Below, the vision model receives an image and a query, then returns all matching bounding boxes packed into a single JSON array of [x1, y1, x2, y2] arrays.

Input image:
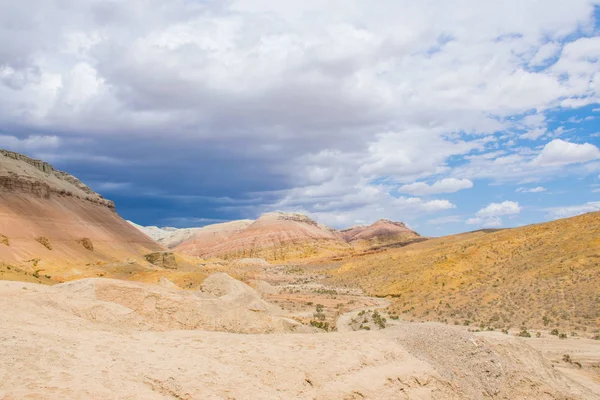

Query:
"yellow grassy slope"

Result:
[[329, 212, 600, 332]]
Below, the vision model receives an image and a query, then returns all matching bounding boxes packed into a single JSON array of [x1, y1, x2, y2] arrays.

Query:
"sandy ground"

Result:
[[1, 278, 599, 399]]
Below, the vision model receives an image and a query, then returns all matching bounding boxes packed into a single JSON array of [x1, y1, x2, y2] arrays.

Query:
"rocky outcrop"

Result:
[[0, 148, 164, 271], [144, 252, 178, 269], [0, 149, 114, 209]]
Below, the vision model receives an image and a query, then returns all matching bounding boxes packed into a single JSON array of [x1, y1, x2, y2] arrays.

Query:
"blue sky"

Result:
[[1, 0, 599, 236]]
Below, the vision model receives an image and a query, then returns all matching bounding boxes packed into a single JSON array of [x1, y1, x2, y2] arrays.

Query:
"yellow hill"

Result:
[[329, 211, 600, 332]]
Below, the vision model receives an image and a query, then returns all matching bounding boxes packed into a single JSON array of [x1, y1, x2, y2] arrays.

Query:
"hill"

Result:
[[0, 149, 165, 280], [328, 211, 600, 332], [339, 219, 422, 247], [175, 212, 349, 261]]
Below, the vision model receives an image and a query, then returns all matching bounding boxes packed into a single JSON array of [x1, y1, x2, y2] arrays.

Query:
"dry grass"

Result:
[[328, 212, 600, 332]]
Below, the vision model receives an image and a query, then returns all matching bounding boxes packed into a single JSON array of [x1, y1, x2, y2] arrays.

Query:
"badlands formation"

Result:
[[1, 149, 599, 399]]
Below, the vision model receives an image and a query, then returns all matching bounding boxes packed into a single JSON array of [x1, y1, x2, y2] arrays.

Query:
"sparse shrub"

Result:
[[562, 354, 572, 363], [592, 334, 600, 340], [313, 312, 326, 321], [550, 329, 559, 336], [372, 311, 386, 329], [306, 302, 313, 306], [390, 315, 399, 320], [559, 333, 567, 339], [464, 320, 471, 326], [518, 330, 531, 338], [310, 320, 329, 331], [359, 324, 371, 331], [35, 236, 52, 250], [536, 332, 541, 338], [77, 238, 94, 251], [542, 316, 551, 326], [502, 328, 509, 334], [315, 304, 324, 313], [0, 234, 9, 246]]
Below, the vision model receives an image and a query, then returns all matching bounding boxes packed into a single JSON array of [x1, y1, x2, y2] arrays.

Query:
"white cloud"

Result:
[[427, 215, 463, 225], [0, 0, 599, 233], [516, 186, 547, 193], [0, 135, 61, 152], [529, 42, 561, 67], [466, 216, 503, 228], [399, 178, 474, 196], [545, 201, 600, 219], [531, 139, 600, 166], [476, 201, 521, 217]]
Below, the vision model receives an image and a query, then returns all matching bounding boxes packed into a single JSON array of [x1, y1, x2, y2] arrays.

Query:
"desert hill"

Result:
[[0, 149, 165, 277], [130, 215, 424, 261], [174, 212, 350, 261], [328, 211, 600, 332], [339, 219, 422, 247], [161, 219, 254, 251], [127, 221, 210, 248]]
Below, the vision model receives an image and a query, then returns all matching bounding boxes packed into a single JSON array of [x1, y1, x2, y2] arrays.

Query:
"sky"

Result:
[[1, 0, 600, 236]]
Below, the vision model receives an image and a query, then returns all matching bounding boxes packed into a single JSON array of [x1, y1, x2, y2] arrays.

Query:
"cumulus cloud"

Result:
[[0, 0, 599, 231], [476, 201, 521, 217], [532, 139, 600, 166], [466, 216, 503, 228], [399, 178, 473, 196]]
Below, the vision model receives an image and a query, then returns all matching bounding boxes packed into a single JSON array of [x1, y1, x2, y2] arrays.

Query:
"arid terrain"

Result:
[[1, 149, 599, 399]]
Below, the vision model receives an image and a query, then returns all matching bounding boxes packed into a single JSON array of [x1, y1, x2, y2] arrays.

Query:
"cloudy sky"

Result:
[[1, 0, 600, 235]]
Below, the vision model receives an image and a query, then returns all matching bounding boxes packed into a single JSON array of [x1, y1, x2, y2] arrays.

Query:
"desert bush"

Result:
[[35, 237, 52, 250], [310, 320, 329, 331], [559, 333, 567, 339], [315, 304, 324, 313], [0, 234, 9, 246], [518, 330, 531, 338], [313, 312, 326, 321], [550, 329, 559, 336], [77, 238, 94, 251], [372, 311, 387, 329]]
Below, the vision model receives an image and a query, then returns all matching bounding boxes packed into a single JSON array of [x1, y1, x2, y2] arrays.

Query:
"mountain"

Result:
[[170, 219, 254, 254], [129, 215, 424, 261], [174, 212, 349, 261], [339, 219, 422, 247], [0, 149, 164, 276], [329, 211, 600, 331], [126, 221, 209, 248]]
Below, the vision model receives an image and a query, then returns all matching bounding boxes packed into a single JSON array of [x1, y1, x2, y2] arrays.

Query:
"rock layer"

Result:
[[175, 212, 349, 261], [0, 149, 164, 271]]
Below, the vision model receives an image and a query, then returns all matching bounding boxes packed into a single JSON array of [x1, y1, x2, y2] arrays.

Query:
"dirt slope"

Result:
[[329, 211, 600, 332], [0, 279, 596, 399], [176, 212, 349, 261], [0, 149, 164, 274]]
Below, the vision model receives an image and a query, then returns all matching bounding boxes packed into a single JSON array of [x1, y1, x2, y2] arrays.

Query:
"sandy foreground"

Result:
[[0, 279, 598, 400]]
